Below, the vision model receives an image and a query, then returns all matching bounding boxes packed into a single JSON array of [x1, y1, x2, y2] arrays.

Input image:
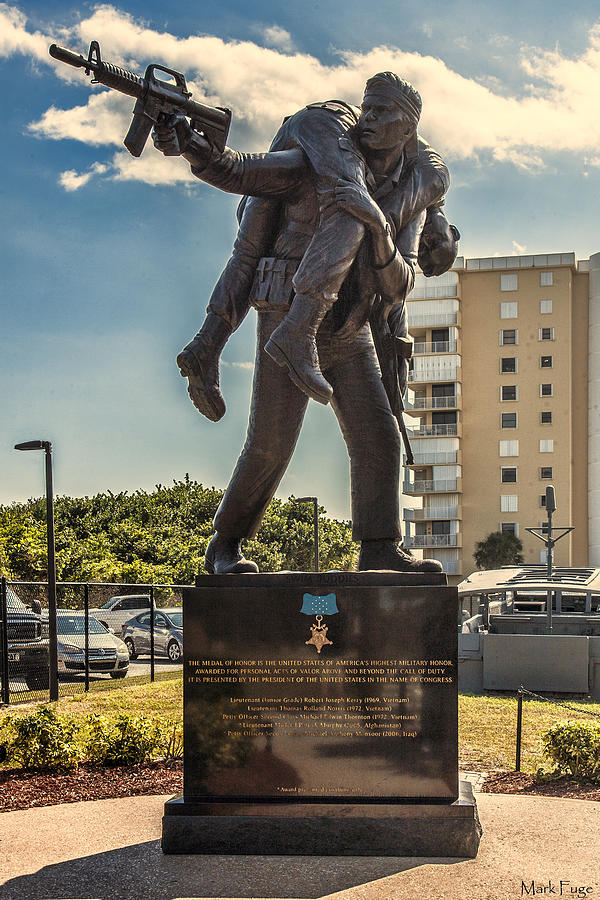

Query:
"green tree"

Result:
[[473, 531, 524, 570], [0, 478, 357, 584]]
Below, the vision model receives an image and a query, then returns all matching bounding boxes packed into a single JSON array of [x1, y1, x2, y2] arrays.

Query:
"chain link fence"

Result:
[[0, 578, 185, 705]]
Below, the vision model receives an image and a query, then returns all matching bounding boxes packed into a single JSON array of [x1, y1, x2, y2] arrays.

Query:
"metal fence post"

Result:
[[150, 585, 155, 683], [515, 686, 524, 772], [84, 583, 90, 692], [0, 577, 10, 705]]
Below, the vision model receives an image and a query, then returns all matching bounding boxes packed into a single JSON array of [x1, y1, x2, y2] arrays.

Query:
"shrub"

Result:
[[4, 707, 82, 771], [541, 721, 600, 782], [85, 714, 165, 766], [162, 722, 183, 761]]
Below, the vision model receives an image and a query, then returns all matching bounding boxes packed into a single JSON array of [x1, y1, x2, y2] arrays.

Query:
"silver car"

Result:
[[57, 612, 130, 679], [88, 594, 151, 635], [121, 608, 183, 662]]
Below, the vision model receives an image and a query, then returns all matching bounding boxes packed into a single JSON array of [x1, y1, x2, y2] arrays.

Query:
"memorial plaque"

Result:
[[182, 572, 458, 803]]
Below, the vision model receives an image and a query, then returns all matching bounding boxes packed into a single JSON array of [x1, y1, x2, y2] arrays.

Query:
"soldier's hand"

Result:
[[152, 113, 197, 157]]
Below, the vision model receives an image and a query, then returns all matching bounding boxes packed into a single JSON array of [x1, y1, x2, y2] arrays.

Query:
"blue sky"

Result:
[[2, 0, 600, 520]]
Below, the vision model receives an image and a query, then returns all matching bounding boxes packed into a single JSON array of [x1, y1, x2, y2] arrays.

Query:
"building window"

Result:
[[540, 271, 553, 286], [432, 410, 457, 425], [500, 495, 518, 512], [539, 327, 554, 341], [540, 299, 553, 314], [541, 411, 552, 424], [540, 494, 548, 507], [540, 439, 554, 452], [501, 357, 517, 373], [500, 273, 518, 291], [540, 549, 548, 564], [500, 329, 518, 345], [501, 412, 517, 428], [501, 467, 517, 483], [501, 385, 517, 401], [501, 522, 519, 536], [540, 466, 553, 478], [540, 383, 553, 396], [500, 301, 518, 318], [499, 440, 519, 457], [540, 355, 553, 368]]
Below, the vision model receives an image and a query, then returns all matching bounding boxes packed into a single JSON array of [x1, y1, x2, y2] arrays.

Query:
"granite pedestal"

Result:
[[162, 571, 482, 857]]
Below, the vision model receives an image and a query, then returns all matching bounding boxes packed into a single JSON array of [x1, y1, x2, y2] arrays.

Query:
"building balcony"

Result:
[[405, 451, 459, 466], [405, 394, 459, 411], [404, 534, 461, 548], [406, 424, 459, 438], [413, 340, 458, 355], [403, 478, 461, 494], [407, 312, 458, 329], [403, 507, 461, 521], [408, 367, 460, 384]]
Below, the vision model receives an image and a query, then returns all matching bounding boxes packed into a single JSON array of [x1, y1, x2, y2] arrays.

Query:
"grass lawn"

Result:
[[5, 678, 600, 773]]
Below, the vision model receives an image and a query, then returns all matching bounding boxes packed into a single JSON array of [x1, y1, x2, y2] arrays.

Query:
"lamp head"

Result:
[[15, 440, 46, 451]]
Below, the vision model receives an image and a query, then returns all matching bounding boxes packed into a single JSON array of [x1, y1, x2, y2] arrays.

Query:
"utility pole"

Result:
[[526, 485, 574, 634]]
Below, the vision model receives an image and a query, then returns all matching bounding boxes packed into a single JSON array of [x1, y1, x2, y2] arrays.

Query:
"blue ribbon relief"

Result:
[[300, 593, 339, 616]]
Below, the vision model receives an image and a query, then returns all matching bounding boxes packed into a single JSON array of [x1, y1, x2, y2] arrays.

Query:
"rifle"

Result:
[[369, 310, 414, 466], [49, 40, 231, 158]]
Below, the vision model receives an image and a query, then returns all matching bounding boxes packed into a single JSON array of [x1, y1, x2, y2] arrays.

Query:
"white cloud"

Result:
[[4, 4, 600, 188], [263, 25, 294, 53], [225, 361, 254, 370], [512, 240, 527, 254], [59, 161, 108, 190]]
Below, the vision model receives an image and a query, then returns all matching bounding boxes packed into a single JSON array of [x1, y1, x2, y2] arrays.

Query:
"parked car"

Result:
[[56, 612, 129, 679], [121, 608, 183, 662], [88, 594, 151, 634], [3, 586, 49, 691]]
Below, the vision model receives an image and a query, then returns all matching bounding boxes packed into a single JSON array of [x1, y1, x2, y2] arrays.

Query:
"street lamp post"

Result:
[[297, 496, 319, 572], [14, 440, 58, 700]]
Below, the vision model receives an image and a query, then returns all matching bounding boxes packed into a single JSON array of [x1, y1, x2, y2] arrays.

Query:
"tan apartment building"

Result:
[[403, 250, 600, 584]]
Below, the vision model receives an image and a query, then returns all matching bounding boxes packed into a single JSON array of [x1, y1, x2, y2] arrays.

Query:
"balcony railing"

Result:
[[406, 424, 458, 438], [404, 534, 460, 548], [403, 479, 459, 493], [408, 368, 459, 384], [405, 395, 458, 410], [407, 313, 458, 328], [413, 340, 458, 355], [403, 507, 460, 521], [405, 451, 458, 465]]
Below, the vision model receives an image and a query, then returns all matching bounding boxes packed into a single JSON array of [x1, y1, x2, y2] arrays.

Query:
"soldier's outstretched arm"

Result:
[[153, 113, 309, 199]]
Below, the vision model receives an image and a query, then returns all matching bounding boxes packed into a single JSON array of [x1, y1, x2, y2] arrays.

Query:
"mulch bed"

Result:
[[2, 764, 599, 813], [0, 760, 183, 812], [481, 771, 600, 801]]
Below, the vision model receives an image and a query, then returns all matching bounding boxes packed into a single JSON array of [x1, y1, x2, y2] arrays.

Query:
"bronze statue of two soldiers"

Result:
[[152, 72, 458, 575], [49, 44, 459, 576]]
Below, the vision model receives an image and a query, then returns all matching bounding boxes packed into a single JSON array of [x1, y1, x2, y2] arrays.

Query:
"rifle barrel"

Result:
[[49, 44, 88, 68]]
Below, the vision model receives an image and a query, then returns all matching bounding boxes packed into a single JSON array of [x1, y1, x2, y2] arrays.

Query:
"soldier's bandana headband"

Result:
[[362, 82, 421, 127]]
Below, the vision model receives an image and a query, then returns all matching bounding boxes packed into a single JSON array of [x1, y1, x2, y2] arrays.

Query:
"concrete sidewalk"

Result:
[[0, 787, 598, 900]]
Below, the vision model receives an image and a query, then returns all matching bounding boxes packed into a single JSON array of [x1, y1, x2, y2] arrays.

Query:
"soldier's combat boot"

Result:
[[204, 533, 259, 575], [264, 293, 333, 405], [358, 540, 443, 574], [176, 313, 231, 421]]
